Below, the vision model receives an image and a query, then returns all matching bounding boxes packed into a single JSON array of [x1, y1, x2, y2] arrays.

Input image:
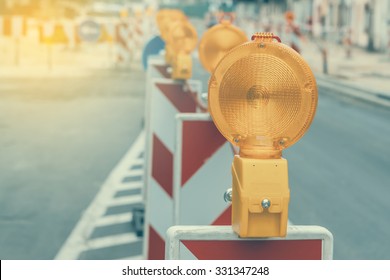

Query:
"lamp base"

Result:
[[232, 155, 290, 237], [172, 53, 192, 80]]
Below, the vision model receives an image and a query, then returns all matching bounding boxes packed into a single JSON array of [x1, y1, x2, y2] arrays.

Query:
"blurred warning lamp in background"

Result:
[[199, 16, 248, 73], [167, 20, 198, 80], [209, 33, 318, 238], [156, 9, 186, 42], [156, 9, 187, 65]]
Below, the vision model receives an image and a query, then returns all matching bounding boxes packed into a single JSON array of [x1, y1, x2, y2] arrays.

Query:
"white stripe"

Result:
[[55, 131, 145, 260], [131, 157, 144, 166], [148, 178, 174, 238], [151, 80, 179, 153], [95, 213, 133, 227], [123, 169, 143, 178], [0, 16, 3, 37], [116, 255, 144, 260], [12, 16, 23, 38], [114, 181, 143, 191], [180, 142, 233, 225], [107, 195, 143, 207], [87, 233, 140, 250], [150, 79, 202, 153]]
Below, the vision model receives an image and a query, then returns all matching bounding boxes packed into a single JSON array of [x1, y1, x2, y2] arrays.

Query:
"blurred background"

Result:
[[0, 0, 389, 260]]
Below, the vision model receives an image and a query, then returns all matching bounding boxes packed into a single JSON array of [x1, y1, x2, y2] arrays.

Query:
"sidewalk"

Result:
[[300, 39, 390, 107]]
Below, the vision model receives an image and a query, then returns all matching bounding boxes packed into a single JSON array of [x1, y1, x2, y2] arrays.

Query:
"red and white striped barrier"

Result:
[[115, 20, 133, 65], [173, 113, 233, 226], [146, 56, 171, 79], [61, 19, 76, 48], [130, 16, 145, 50], [115, 15, 152, 65], [166, 225, 333, 260], [0, 16, 26, 38], [143, 78, 202, 260], [142, 55, 168, 205]]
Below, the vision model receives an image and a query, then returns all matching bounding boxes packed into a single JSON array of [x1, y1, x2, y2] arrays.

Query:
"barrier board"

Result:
[[166, 225, 333, 260]]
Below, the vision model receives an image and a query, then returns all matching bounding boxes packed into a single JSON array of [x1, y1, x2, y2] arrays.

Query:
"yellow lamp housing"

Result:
[[156, 9, 187, 65], [167, 20, 198, 80], [171, 53, 192, 80], [165, 44, 175, 65], [156, 9, 186, 42], [208, 33, 318, 238], [199, 20, 248, 73]]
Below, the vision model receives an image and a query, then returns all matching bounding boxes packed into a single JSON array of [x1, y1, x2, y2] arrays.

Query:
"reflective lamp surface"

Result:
[[168, 21, 198, 54], [209, 38, 317, 158], [156, 9, 186, 42], [199, 21, 248, 73]]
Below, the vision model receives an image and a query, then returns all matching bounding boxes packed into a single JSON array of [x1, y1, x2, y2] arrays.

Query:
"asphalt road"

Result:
[[285, 90, 390, 260], [0, 68, 145, 259]]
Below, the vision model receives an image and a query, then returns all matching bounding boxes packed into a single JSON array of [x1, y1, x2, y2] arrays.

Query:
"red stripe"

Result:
[[148, 225, 165, 260], [181, 121, 227, 186], [212, 206, 231, 225], [153, 65, 170, 79], [156, 83, 197, 113], [182, 239, 322, 260], [4, 17, 11, 36], [115, 24, 131, 51], [152, 134, 173, 198]]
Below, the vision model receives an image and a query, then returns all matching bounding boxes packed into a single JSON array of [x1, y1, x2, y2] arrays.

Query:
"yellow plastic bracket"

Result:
[[165, 44, 174, 65], [232, 155, 290, 237], [172, 53, 192, 80]]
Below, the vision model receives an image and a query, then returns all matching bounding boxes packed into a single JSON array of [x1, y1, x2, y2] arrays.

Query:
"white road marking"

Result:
[[114, 181, 143, 192], [131, 158, 144, 166], [87, 233, 140, 250], [123, 169, 144, 178], [116, 255, 144, 260], [107, 195, 143, 207], [95, 213, 133, 227], [55, 130, 145, 260]]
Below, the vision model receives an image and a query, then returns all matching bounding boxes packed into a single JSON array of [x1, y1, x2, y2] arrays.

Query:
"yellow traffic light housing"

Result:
[[199, 19, 247, 73], [167, 20, 198, 80], [156, 9, 186, 42], [156, 9, 187, 65], [208, 33, 318, 237]]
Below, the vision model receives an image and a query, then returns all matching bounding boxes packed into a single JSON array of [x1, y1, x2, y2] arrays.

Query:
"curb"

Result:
[[315, 74, 390, 108]]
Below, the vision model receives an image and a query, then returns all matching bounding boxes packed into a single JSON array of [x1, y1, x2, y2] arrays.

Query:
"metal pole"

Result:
[[47, 43, 52, 71], [14, 37, 19, 66]]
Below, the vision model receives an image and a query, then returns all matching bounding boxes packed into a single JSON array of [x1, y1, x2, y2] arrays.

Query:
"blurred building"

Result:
[[291, 0, 390, 52]]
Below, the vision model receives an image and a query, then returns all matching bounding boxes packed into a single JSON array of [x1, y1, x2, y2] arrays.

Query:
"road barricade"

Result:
[[165, 225, 333, 260], [115, 20, 132, 65], [0, 16, 26, 38], [173, 113, 233, 226], [143, 76, 202, 260]]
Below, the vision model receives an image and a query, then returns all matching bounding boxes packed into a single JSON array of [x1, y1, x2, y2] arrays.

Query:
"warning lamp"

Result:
[[199, 16, 247, 73], [167, 20, 198, 80], [208, 33, 318, 238], [156, 9, 186, 41], [156, 9, 187, 65]]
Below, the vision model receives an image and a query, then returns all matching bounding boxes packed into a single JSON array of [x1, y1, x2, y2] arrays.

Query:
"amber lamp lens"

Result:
[[199, 22, 247, 73], [156, 9, 186, 42], [208, 38, 317, 158], [168, 21, 198, 53]]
